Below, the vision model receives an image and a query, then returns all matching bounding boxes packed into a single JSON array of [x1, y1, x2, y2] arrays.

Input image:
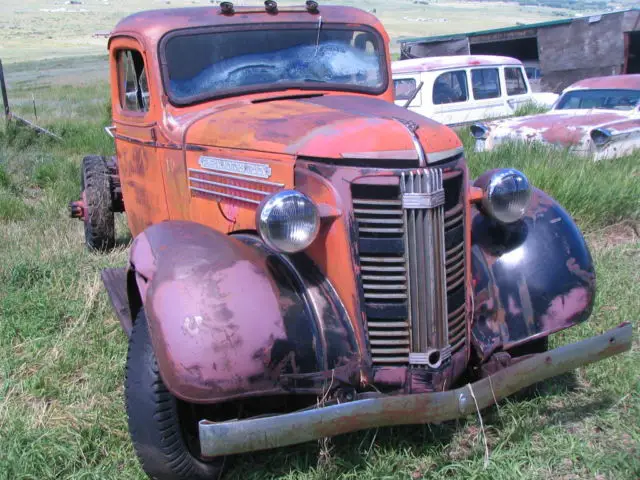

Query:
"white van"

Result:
[[392, 55, 557, 126]]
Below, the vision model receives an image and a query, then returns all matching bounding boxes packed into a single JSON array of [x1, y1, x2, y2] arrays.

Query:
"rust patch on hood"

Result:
[[185, 95, 460, 159]]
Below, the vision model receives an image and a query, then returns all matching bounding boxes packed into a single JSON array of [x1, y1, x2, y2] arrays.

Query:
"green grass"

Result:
[[460, 130, 640, 231], [0, 72, 638, 479], [513, 102, 550, 117]]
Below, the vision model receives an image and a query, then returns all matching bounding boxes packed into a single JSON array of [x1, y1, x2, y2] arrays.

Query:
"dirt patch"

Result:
[[586, 221, 640, 251]]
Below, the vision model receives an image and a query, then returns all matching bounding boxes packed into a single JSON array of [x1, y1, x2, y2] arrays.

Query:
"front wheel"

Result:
[[125, 311, 224, 480]]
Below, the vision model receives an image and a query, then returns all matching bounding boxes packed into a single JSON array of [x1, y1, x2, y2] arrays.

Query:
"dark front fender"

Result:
[[471, 188, 595, 361], [129, 221, 360, 404]]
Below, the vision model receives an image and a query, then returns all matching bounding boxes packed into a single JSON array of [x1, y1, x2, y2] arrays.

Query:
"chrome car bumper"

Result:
[[199, 323, 632, 457]]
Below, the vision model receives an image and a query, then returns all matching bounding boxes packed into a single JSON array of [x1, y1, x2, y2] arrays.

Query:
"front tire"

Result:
[[125, 311, 224, 480]]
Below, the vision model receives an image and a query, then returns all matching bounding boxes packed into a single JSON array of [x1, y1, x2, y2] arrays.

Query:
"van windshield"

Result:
[[163, 25, 387, 104]]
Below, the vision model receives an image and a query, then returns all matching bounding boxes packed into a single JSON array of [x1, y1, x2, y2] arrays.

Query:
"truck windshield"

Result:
[[163, 25, 386, 104], [555, 89, 640, 111]]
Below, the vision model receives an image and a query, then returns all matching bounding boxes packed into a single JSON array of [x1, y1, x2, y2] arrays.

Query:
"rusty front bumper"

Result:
[[199, 323, 632, 457]]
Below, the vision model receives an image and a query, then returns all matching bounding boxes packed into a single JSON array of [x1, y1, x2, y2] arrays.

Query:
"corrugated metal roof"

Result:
[[401, 7, 639, 45]]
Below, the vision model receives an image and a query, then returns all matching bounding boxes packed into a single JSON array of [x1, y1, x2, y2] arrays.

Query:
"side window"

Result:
[[394, 78, 417, 101], [505, 67, 528, 96], [471, 68, 501, 100], [118, 50, 150, 112], [433, 70, 468, 105]]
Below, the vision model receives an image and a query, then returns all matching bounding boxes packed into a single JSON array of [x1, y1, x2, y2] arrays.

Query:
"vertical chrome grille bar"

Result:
[[434, 171, 449, 348], [402, 169, 449, 368]]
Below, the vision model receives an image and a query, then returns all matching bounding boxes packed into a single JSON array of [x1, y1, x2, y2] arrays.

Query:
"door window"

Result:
[[471, 68, 501, 100], [118, 50, 150, 112], [505, 67, 528, 96], [394, 78, 417, 101], [433, 70, 468, 105]]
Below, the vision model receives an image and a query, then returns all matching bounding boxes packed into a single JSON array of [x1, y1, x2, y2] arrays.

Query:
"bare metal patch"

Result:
[[183, 315, 204, 336]]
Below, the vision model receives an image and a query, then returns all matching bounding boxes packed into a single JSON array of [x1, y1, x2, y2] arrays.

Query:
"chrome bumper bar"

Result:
[[199, 323, 633, 457]]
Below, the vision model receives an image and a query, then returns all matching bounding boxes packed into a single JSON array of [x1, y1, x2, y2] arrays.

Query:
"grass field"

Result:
[[0, 61, 639, 479], [0, 0, 579, 63]]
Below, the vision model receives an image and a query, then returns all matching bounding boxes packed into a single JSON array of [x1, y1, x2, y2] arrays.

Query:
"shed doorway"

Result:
[[626, 32, 640, 74]]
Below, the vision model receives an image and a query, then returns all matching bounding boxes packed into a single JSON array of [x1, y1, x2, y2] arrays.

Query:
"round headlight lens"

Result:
[[470, 123, 489, 140], [477, 169, 532, 224], [257, 190, 320, 253], [591, 127, 612, 147]]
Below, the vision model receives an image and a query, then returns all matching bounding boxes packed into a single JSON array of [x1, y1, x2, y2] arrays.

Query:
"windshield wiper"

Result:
[[252, 93, 325, 104]]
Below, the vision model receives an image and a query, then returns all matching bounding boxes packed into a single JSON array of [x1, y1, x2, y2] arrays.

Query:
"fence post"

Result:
[[0, 59, 9, 120]]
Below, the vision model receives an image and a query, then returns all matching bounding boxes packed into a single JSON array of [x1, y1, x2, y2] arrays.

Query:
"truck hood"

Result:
[[487, 110, 632, 148], [184, 94, 461, 160]]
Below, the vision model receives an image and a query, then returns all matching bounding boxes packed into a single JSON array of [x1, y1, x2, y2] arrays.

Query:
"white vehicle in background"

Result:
[[470, 74, 640, 161], [392, 55, 558, 126]]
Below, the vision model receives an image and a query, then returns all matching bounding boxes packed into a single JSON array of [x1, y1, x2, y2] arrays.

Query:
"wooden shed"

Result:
[[400, 8, 640, 92]]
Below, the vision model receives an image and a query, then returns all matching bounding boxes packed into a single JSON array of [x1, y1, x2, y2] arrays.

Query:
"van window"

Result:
[[505, 67, 528, 96], [433, 71, 468, 105], [118, 50, 149, 112], [394, 78, 417, 101], [471, 68, 501, 100]]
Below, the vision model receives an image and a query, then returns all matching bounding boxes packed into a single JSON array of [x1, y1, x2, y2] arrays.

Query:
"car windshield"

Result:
[[163, 26, 386, 104], [555, 89, 640, 111]]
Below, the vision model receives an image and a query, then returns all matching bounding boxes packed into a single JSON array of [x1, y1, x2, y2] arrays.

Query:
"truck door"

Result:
[[109, 39, 169, 237]]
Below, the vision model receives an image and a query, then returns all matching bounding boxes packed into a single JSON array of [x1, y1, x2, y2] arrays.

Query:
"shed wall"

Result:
[[538, 12, 626, 91]]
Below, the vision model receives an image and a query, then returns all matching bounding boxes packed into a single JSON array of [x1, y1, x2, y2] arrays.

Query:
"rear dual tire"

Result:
[[81, 155, 115, 251]]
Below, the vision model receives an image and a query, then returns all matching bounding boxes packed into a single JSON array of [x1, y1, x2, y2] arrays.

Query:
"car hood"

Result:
[[486, 109, 632, 148], [184, 94, 461, 160]]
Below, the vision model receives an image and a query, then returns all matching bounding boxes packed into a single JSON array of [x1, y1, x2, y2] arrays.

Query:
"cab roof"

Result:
[[566, 74, 640, 91], [392, 55, 523, 74], [110, 5, 386, 47]]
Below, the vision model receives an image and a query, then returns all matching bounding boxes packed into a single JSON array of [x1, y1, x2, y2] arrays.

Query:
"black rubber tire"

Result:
[[125, 311, 224, 480], [81, 155, 115, 251]]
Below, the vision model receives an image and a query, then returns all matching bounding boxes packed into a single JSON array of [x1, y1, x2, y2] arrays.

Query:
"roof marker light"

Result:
[[264, 1, 278, 13], [220, 2, 234, 15]]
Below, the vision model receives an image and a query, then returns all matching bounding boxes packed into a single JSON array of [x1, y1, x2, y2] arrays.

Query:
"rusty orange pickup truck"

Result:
[[69, 3, 632, 479]]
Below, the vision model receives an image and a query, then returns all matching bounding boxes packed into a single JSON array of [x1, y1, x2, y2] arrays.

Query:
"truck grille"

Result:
[[352, 169, 466, 367]]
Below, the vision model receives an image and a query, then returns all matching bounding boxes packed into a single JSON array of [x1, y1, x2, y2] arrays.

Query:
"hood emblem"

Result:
[[394, 118, 420, 133], [198, 156, 272, 179]]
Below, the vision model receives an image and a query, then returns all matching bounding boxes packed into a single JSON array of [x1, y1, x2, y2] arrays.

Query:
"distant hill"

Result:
[[0, 0, 628, 63], [467, 0, 635, 12]]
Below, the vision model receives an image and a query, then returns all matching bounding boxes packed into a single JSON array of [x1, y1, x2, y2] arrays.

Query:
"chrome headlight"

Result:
[[257, 190, 320, 253], [470, 123, 489, 140], [591, 128, 612, 147], [475, 169, 532, 224]]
